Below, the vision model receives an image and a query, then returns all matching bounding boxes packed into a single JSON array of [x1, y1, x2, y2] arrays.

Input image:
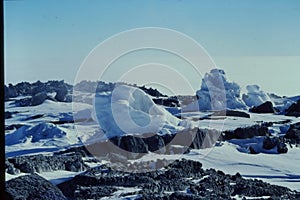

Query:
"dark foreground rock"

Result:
[[6, 174, 67, 200], [249, 101, 276, 113], [6, 152, 88, 174], [213, 109, 250, 118], [57, 159, 299, 200]]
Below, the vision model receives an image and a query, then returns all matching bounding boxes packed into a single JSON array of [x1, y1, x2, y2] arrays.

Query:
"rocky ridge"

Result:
[[6, 159, 299, 200]]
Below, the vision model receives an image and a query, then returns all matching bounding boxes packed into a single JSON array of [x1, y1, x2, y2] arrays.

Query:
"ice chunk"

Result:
[[94, 84, 181, 138]]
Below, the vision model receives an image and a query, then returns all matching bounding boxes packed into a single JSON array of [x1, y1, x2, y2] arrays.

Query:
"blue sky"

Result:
[[4, 0, 300, 96]]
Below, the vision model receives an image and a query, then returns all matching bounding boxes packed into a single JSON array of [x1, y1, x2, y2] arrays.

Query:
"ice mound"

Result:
[[94, 84, 181, 138], [242, 85, 272, 107], [5, 123, 67, 145], [184, 69, 246, 111]]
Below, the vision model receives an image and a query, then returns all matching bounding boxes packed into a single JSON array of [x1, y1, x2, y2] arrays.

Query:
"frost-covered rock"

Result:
[[5, 123, 67, 145], [242, 85, 271, 107], [94, 84, 181, 138], [185, 69, 246, 111]]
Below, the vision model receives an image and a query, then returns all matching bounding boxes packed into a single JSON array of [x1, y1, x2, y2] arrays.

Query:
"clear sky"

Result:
[[4, 0, 300, 96]]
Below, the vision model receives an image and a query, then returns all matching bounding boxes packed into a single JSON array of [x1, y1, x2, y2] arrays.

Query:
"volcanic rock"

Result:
[[286, 100, 300, 117], [249, 101, 276, 113], [284, 122, 300, 144], [5, 174, 67, 200], [222, 125, 268, 140]]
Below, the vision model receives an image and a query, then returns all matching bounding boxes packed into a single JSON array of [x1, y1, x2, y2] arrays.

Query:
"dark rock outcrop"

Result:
[[249, 101, 276, 113], [153, 96, 180, 107], [31, 81, 46, 95], [5, 111, 13, 119], [4, 85, 10, 100], [222, 125, 269, 140], [5, 159, 20, 175], [5, 80, 73, 104], [7, 153, 88, 174], [263, 136, 277, 150], [284, 122, 300, 144], [14, 92, 47, 106], [285, 99, 300, 117], [277, 142, 288, 154], [212, 109, 250, 118], [57, 159, 299, 199], [249, 146, 259, 154], [139, 85, 167, 97], [55, 84, 69, 102], [5, 124, 24, 131], [83, 128, 220, 160], [6, 174, 67, 200], [262, 136, 288, 153], [7, 83, 19, 98], [31, 91, 47, 106], [15, 97, 32, 107]]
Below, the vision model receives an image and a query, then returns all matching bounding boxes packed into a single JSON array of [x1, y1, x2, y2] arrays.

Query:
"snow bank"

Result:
[[94, 84, 181, 138], [5, 123, 67, 145]]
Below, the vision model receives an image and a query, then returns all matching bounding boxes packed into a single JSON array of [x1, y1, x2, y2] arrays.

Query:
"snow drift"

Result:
[[5, 123, 67, 146], [94, 84, 181, 138]]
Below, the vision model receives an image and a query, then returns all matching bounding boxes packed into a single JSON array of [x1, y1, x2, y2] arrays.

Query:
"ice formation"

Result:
[[94, 84, 181, 138]]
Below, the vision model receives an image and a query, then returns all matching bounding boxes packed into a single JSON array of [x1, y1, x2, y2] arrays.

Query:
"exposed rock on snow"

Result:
[[153, 96, 180, 107], [211, 109, 250, 118], [249, 101, 276, 113], [277, 142, 288, 153], [6, 174, 67, 200], [285, 99, 300, 117], [262, 136, 288, 154], [5, 159, 20, 175], [6, 153, 88, 174], [57, 159, 299, 200], [59, 128, 220, 161], [285, 122, 300, 144], [31, 91, 48, 106], [221, 125, 269, 140], [5, 80, 73, 105], [262, 136, 277, 150]]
